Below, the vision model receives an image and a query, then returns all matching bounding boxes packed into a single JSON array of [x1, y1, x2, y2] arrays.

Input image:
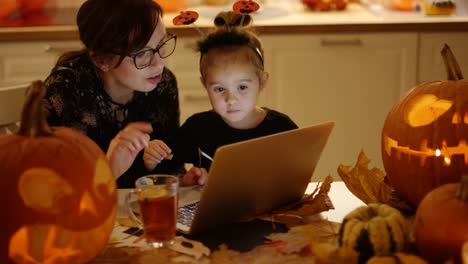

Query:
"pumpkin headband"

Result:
[[173, 1, 263, 66], [172, 0, 260, 29], [197, 26, 264, 68]]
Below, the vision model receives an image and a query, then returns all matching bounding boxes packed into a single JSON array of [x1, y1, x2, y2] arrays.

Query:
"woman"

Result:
[[43, 0, 183, 188]]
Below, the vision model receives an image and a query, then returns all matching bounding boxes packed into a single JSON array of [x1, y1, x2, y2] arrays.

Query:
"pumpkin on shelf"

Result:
[[0, 0, 17, 19], [414, 174, 468, 264], [16, 0, 48, 12], [366, 252, 427, 264], [0, 81, 117, 264], [338, 203, 409, 264], [381, 44, 468, 207]]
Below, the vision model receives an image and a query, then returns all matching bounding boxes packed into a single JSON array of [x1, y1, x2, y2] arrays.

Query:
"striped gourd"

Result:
[[338, 203, 408, 264], [367, 253, 427, 264]]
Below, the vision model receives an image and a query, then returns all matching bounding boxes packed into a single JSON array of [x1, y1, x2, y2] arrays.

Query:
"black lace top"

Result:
[[43, 53, 184, 188], [171, 109, 298, 170]]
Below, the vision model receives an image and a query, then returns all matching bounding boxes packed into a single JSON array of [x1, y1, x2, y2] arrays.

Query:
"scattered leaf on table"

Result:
[[136, 248, 180, 264], [252, 175, 335, 227], [337, 150, 414, 214], [266, 218, 341, 254], [116, 218, 136, 228], [311, 243, 358, 264], [209, 244, 314, 264]]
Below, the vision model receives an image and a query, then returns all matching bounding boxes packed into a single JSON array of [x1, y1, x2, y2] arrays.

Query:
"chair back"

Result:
[[0, 83, 29, 126]]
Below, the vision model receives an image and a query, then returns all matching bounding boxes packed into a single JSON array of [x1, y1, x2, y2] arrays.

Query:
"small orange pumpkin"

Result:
[[414, 174, 468, 264], [16, 0, 48, 12], [233, 0, 260, 14], [0, 0, 17, 19], [381, 44, 468, 207], [173, 10, 199, 26], [0, 81, 117, 264]]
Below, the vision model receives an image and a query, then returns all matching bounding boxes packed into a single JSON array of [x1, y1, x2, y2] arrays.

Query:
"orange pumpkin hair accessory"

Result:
[[232, 0, 260, 30], [173, 10, 199, 26], [172, 10, 204, 37], [232, 0, 260, 14]]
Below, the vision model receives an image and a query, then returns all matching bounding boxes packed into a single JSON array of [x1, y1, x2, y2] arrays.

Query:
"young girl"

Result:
[[44, 0, 182, 188], [144, 11, 298, 185]]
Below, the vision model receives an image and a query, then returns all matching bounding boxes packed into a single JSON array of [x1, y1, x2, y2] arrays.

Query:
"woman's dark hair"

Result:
[[58, 0, 163, 66]]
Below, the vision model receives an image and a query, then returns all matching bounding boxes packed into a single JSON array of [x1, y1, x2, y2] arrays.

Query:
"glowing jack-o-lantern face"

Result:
[[0, 81, 117, 264], [382, 80, 468, 207]]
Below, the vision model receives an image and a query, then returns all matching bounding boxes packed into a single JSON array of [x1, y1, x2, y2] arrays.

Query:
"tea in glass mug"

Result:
[[126, 174, 179, 248]]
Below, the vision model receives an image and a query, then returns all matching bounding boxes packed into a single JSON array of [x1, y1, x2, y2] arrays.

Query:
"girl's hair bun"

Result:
[[214, 11, 252, 29]]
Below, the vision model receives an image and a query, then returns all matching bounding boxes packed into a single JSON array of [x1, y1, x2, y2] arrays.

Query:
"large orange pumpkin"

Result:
[[414, 174, 468, 264], [381, 44, 468, 207], [0, 81, 117, 264]]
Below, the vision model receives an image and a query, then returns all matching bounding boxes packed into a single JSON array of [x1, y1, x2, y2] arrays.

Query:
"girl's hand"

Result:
[[106, 122, 153, 178], [143, 139, 173, 171], [181, 167, 208, 186]]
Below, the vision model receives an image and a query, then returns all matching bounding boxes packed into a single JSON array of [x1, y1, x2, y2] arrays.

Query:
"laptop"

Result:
[[176, 121, 335, 235]]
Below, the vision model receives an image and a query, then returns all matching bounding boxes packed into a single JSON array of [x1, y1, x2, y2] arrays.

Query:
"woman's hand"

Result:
[[143, 139, 173, 171], [106, 122, 153, 178], [181, 166, 208, 186]]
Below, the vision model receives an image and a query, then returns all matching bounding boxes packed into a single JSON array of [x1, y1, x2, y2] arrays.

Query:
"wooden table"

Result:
[[107, 181, 364, 257]]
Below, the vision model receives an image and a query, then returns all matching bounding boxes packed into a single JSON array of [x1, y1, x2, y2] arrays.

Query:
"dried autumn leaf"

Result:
[[209, 244, 315, 264], [337, 150, 413, 213], [266, 218, 341, 254], [311, 243, 358, 264], [253, 176, 335, 227], [116, 218, 136, 228]]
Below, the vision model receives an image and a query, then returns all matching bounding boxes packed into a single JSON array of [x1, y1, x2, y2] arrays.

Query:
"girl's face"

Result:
[[99, 18, 168, 101], [204, 53, 266, 129]]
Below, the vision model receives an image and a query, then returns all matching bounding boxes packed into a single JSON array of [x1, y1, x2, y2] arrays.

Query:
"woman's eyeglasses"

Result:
[[129, 32, 177, 69]]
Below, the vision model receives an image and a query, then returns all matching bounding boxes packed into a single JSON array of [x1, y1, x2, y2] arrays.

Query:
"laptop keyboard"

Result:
[[178, 202, 199, 227]]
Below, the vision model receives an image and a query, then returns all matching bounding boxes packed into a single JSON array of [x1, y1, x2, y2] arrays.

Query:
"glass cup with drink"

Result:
[[125, 174, 179, 248]]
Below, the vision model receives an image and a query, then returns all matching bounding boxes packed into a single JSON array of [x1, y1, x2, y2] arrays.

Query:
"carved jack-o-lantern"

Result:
[[0, 81, 117, 264], [381, 45, 468, 207], [172, 10, 199, 26], [233, 0, 260, 14]]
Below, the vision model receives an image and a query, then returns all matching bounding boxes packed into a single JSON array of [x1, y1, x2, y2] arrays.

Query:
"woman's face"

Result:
[[100, 19, 168, 97]]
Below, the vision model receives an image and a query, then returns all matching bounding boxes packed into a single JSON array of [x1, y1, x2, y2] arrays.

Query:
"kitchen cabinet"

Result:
[[0, 41, 82, 87], [418, 32, 468, 82], [262, 33, 418, 181]]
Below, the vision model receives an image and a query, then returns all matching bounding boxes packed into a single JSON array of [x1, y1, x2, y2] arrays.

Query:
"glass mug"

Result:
[[125, 174, 179, 248]]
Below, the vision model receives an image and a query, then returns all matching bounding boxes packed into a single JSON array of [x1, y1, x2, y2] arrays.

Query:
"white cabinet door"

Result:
[[419, 32, 468, 82], [0, 41, 82, 87], [263, 33, 418, 181]]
